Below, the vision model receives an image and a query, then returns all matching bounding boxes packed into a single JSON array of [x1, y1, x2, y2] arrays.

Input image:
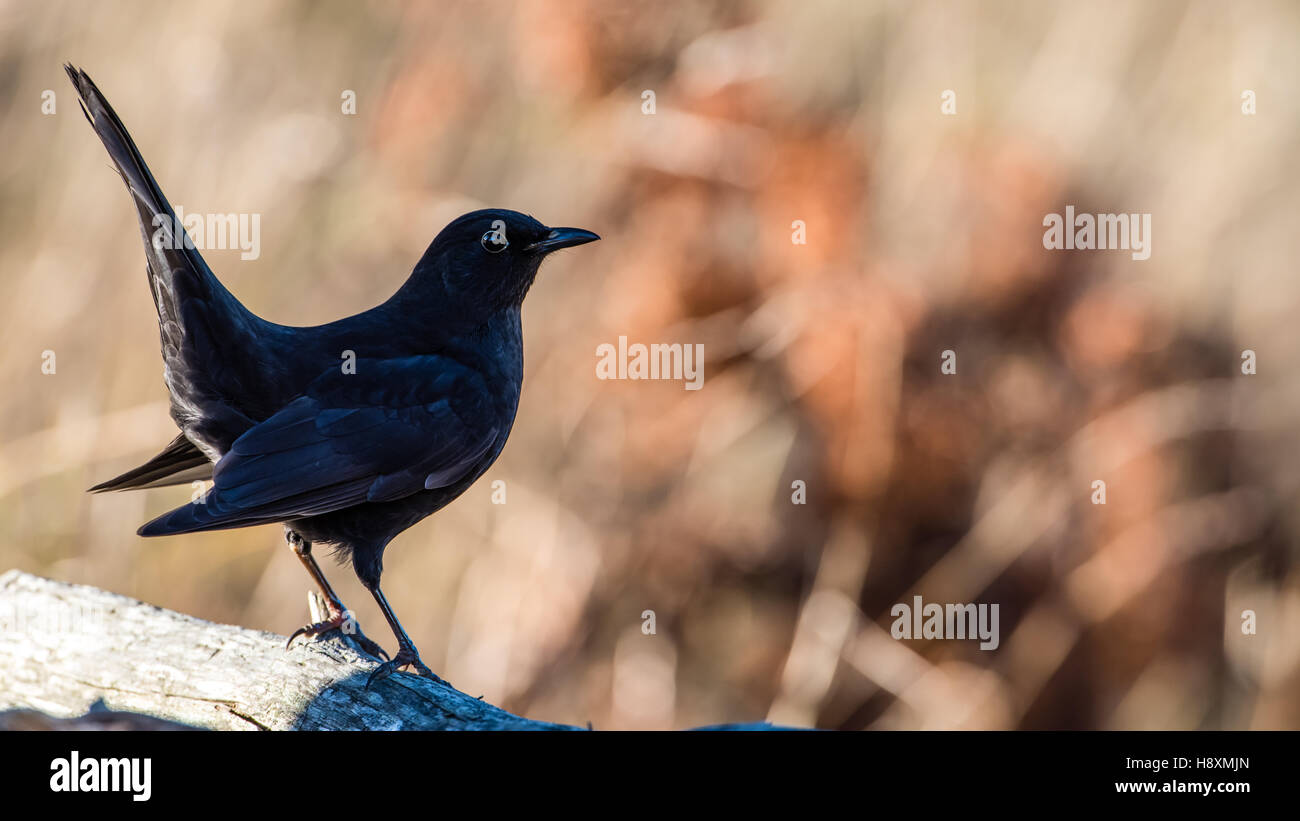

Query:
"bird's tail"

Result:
[[66, 66, 265, 454], [64, 65, 231, 329], [88, 433, 213, 493]]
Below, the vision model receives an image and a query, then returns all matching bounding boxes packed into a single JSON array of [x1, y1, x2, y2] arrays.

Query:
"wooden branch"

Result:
[[0, 569, 578, 730]]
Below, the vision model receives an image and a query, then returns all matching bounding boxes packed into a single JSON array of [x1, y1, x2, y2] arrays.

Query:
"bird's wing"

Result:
[[137, 356, 500, 536]]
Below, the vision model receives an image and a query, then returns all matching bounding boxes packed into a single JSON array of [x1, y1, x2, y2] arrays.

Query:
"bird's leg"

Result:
[[364, 582, 446, 687], [284, 528, 388, 661]]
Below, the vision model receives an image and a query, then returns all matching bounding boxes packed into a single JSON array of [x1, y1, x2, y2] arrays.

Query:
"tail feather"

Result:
[[89, 433, 213, 493], [64, 65, 217, 304]]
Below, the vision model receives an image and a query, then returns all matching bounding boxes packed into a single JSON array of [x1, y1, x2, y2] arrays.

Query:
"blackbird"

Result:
[[66, 65, 599, 684]]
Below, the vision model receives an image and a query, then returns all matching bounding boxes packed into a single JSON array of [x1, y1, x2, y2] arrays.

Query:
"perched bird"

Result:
[[66, 65, 599, 684]]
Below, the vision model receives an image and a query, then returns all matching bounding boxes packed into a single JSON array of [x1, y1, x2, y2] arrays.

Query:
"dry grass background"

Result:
[[0, 0, 1297, 729]]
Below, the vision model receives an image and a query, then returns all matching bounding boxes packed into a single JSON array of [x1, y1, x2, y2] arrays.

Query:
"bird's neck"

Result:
[[372, 293, 523, 362]]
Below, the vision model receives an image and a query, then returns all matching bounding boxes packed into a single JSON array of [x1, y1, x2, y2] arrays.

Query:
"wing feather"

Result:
[[137, 356, 500, 536]]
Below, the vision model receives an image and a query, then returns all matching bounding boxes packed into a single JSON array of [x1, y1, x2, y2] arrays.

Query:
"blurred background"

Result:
[[0, 0, 1297, 729]]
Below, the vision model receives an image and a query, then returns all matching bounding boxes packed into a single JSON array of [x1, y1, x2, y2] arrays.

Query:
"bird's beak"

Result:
[[526, 227, 600, 253]]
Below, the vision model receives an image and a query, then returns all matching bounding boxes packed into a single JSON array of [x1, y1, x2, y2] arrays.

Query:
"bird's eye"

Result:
[[481, 230, 509, 254]]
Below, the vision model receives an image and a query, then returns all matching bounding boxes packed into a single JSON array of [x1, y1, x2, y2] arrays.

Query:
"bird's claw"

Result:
[[286, 615, 390, 662], [365, 648, 446, 689]]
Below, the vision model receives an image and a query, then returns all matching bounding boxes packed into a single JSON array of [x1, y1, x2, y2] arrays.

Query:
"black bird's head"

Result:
[[406, 208, 599, 316]]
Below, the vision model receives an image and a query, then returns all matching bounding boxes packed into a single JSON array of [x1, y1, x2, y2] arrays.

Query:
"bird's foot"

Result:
[[287, 609, 389, 662], [365, 646, 446, 688]]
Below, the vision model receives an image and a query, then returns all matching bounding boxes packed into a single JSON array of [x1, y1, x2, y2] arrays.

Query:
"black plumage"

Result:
[[66, 65, 599, 683]]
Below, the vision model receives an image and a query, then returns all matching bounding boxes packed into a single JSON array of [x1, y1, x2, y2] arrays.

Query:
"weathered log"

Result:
[[0, 569, 577, 730]]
